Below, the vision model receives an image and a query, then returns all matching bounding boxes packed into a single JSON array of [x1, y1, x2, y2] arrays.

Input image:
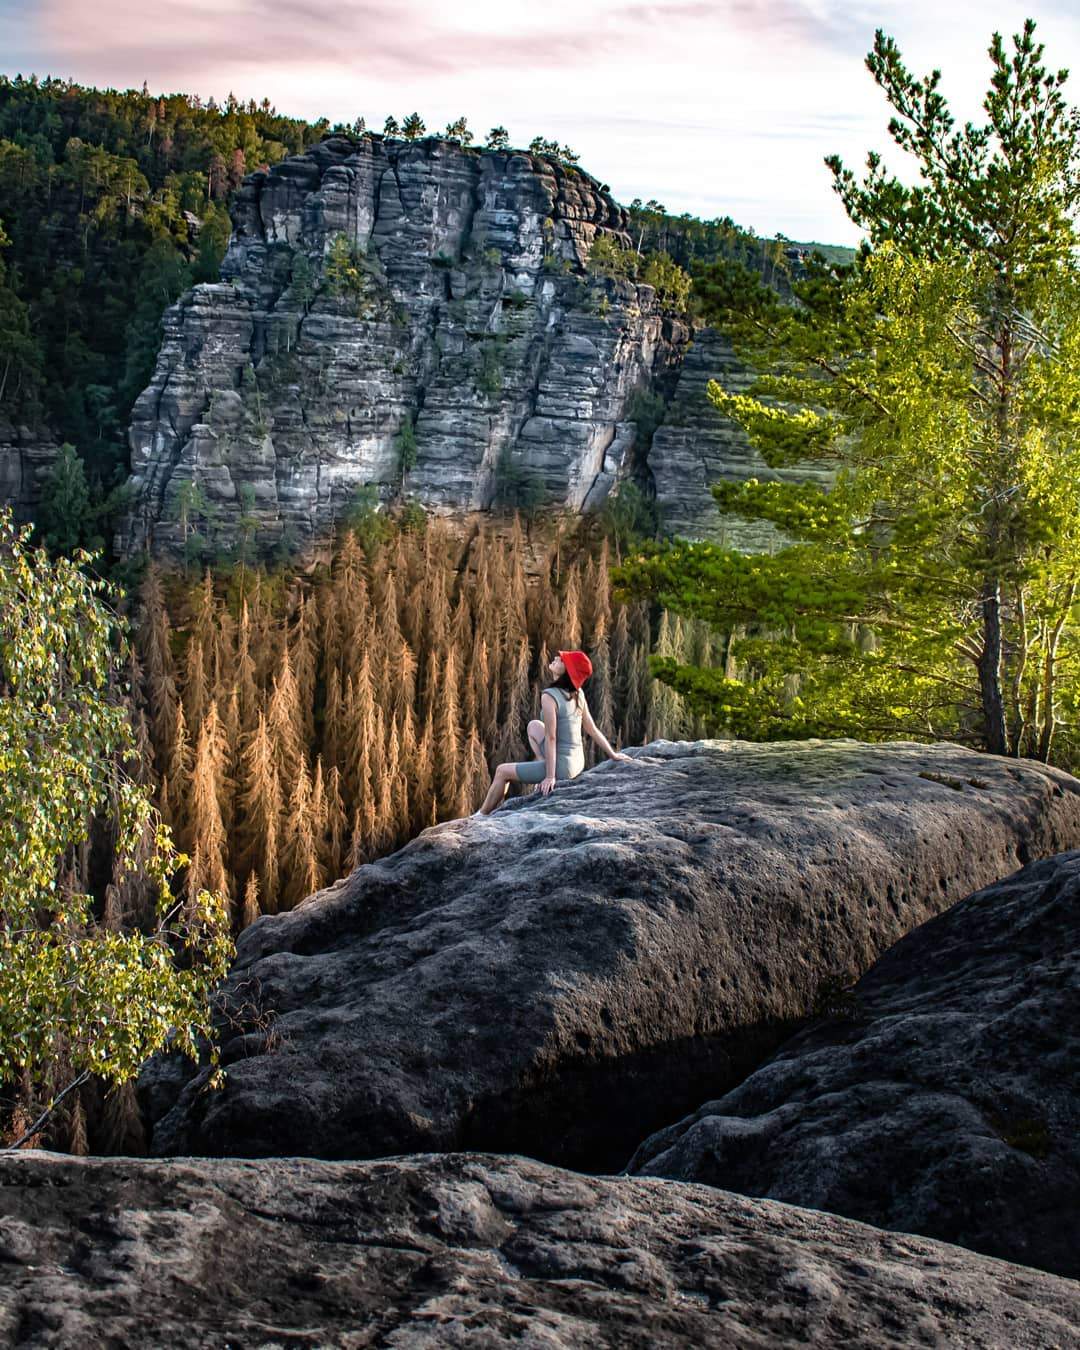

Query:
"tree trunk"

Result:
[[978, 571, 1008, 755]]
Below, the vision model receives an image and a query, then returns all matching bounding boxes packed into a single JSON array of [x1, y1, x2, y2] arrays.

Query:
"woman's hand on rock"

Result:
[[611, 751, 634, 763], [540, 776, 557, 795]]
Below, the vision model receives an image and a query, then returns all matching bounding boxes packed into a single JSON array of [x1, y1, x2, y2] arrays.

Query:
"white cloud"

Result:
[[4, 0, 1080, 241]]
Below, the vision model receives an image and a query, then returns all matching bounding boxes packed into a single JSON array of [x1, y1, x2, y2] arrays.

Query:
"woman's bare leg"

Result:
[[476, 762, 520, 815]]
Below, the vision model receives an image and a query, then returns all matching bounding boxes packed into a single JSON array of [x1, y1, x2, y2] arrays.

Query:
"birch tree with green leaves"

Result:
[[615, 20, 1080, 764], [0, 511, 233, 1143]]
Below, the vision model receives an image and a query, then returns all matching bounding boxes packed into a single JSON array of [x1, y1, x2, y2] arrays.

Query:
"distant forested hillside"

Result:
[[0, 74, 848, 556], [0, 75, 326, 494]]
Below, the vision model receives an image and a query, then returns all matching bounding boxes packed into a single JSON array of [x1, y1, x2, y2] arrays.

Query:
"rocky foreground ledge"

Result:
[[1, 1151, 1078, 1348], [631, 847, 1080, 1279], [142, 739, 1080, 1170]]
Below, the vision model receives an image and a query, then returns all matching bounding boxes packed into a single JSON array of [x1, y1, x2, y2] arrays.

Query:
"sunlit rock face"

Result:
[[116, 134, 693, 560]]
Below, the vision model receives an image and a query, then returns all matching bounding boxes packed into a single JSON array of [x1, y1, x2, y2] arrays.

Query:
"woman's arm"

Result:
[[540, 691, 558, 792], [581, 696, 632, 762]]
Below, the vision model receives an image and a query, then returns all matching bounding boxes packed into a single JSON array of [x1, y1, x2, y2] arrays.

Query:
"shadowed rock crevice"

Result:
[[139, 739, 1080, 1171], [629, 846, 1080, 1279]]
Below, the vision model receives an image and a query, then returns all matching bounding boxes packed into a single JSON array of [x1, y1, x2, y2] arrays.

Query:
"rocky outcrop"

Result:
[[141, 738, 1080, 1172], [116, 134, 691, 560], [649, 327, 831, 545], [2, 1151, 1077, 1349], [629, 847, 1080, 1279], [0, 415, 59, 523]]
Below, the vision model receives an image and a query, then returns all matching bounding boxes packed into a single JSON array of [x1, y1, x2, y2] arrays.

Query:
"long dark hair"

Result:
[[551, 667, 586, 711]]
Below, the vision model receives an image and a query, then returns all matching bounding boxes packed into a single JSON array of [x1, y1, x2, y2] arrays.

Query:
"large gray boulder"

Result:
[[1, 1150, 1077, 1348], [142, 738, 1080, 1170], [629, 848, 1080, 1279]]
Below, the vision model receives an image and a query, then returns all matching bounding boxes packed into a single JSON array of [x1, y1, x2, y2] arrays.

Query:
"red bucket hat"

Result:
[[559, 649, 593, 689]]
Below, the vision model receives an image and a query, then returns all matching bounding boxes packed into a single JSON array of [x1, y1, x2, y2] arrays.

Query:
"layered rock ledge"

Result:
[[1, 1151, 1078, 1348], [630, 847, 1080, 1279], [141, 739, 1080, 1170], [116, 135, 690, 560]]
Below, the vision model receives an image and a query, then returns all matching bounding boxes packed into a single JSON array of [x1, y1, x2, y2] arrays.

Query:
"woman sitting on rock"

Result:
[[475, 648, 632, 815]]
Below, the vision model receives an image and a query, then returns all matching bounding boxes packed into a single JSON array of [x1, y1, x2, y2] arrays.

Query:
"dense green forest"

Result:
[[0, 75, 327, 495]]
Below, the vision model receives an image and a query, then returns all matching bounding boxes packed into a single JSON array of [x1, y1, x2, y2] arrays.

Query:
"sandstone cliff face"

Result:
[[0, 415, 58, 524], [116, 135, 691, 560]]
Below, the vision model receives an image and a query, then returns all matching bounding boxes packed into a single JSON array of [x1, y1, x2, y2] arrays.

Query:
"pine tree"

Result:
[[182, 638, 208, 735], [241, 871, 261, 929], [239, 712, 282, 910], [324, 764, 348, 877], [283, 759, 322, 906], [188, 699, 231, 903], [165, 701, 193, 841], [136, 562, 178, 767], [561, 563, 582, 650], [434, 647, 462, 814], [234, 600, 260, 736], [289, 591, 318, 745], [460, 725, 490, 815], [587, 624, 616, 760], [267, 644, 305, 787]]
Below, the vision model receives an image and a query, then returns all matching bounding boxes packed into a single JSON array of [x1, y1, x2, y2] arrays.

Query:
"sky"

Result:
[[3, 1, 1080, 245]]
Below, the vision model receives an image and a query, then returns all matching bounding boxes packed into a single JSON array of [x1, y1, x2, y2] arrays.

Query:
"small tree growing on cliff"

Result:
[[444, 117, 472, 145], [486, 126, 510, 150], [383, 116, 400, 138], [402, 113, 426, 141], [0, 510, 233, 1145]]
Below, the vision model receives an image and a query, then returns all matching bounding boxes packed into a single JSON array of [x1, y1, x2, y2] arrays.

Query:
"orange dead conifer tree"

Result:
[[182, 637, 209, 735], [283, 758, 323, 907], [322, 665, 344, 777], [460, 725, 490, 816], [410, 706, 436, 834], [241, 871, 261, 930], [235, 600, 260, 736], [164, 700, 193, 842], [561, 563, 582, 651], [434, 646, 462, 817], [289, 590, 319, 745], [267, 643, 305, 789], [609, 603, 633, 738], [324, 764, 348, 878], [495, 635, 531, 766], [188, 698, 232, 904], [136, 561, 178, 768], [585, 621, 616, 764], [239, 710, 282, 912], [391, 638, 418, 729], [583, 538, 611, 645]]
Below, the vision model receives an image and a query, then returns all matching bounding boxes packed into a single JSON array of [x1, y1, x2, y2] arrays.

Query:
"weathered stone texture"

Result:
[[1, 1151, 1077, 1349], [117, 135, 692, 560], [140, 738, 1080, 1175], [0, 415, 59, 524], [630, 847, 1080, 1279]]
